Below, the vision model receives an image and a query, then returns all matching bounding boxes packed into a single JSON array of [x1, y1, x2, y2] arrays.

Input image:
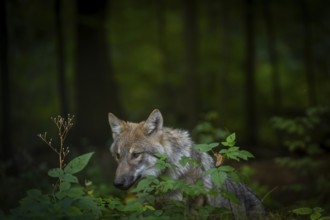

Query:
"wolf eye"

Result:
[[131, 152, 142, 159]]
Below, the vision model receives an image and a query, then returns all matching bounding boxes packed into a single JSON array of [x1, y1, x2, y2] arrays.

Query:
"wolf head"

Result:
[[108, 109, 165, 190]]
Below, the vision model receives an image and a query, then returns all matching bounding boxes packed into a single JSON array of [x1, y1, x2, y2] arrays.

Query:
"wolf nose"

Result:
[[113, 181, 125, 189], [114, 178, 130, 190]]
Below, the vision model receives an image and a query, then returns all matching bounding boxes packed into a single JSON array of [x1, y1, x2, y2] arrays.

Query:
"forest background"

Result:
[[1, 0, 330, 215]]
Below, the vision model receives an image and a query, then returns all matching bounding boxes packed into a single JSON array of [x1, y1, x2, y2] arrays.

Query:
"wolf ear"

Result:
[[108, 113, 123, 137], [144, 109, 163, 135]]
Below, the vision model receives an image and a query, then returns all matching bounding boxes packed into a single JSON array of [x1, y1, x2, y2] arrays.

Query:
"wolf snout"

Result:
[[113, 176, 135, 190]]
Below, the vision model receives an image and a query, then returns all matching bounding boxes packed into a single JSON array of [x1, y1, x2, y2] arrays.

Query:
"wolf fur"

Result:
[[108, 109, 265, 219]]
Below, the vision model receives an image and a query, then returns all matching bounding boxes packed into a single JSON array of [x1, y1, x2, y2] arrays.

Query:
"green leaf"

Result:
[[227, 146, 240, 152], [311, 212, 322, 220], [319, 217, 330, 220], [64, 152, 94, 174], [123, 200, 144, 212], [206, 168, 227, 187], [194, 143, 219, 152], [226, 133, 236, 143], [48, 168, 64, 178], [62, 173, 78, 183], [60, 181, 71, 191], [219, 149, 228, 154], [219, 165, 235, 172], [132, 176, 158, 193], [292, 207, 313, 215], [179, 156, 191, 166], [67, 206, 82, 216], [313, 207, 324, 213], [143, 205, 155, 211], [222, 133, 236, 147], [179, 156, 201, 167], [239, 150, 254, 160], [56, 191, 66, 200], [67, 187, 85, 198]]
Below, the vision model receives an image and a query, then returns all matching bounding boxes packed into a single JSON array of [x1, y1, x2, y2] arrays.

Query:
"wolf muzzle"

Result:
[[114, 175, 138, 190]]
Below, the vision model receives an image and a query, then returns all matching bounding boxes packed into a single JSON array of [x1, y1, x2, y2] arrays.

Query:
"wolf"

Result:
[[108, 109, 265, 219]]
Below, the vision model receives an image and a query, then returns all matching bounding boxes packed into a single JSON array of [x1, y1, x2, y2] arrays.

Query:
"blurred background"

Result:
[[1, 0, 330, 213]]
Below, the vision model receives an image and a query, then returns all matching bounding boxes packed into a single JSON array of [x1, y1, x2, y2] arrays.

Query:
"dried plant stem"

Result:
[[38, 114, 74, 169]]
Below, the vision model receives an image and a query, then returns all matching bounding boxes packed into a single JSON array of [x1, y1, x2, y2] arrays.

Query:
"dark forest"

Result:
[[1, 0, 330, 218]]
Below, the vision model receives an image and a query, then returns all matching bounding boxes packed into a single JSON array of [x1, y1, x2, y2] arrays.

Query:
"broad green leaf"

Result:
[[223, 133, 236, 147], [227, 151, 240, 161], [227, 147, 240, 152], [67, 187, 85, 198], [179, 156, 201, 167], [311, 212, 322, 220], [239, 150, 254, 160], [67, 206, 82, 216], [56, 191, 66, 200], [154, 153, 167, 160], [48, 168, 64, 178], [219, 149, 228, 154], [194, 143, 219, 152], [123, 200, 144, 212], [207, 169, 227, 187], [219, 165, 235, 172], [205, 168, 217, 176], [313, 207, 324, 213], [292, 207, 312, 215], [62, 173, 78, 183], [179, 156, 191, 166], [132, 176, 158, 193], [64, 152, 94, 174], [143, 205, 155, 211], [60, 181, 71, 191]]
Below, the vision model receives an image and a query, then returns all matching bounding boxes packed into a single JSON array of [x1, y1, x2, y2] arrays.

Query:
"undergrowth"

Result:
[[0, 111, 329, 219]]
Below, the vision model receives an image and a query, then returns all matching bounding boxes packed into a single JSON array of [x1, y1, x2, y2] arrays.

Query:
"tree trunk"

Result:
[[244, 0, 258, 146], [182, 0, 199, 127], [75, 0, 122, 146], [0, 0, 17, 175], [218, 1, 231, 116], [300, 0, 317, 106], [55, 0, 69, 116], [156, 0, 172, 114], [263, 0, 282, 113]]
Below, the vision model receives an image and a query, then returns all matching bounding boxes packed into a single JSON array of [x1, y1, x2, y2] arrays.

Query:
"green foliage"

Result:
[[3, 115, 258, 219], [292, 207, 330, 220], [6, 114, 330, 219], [271, 106, 330, 210], [194, 112, 229, 144], [271, 106, 329, 154], [8, 152, 99, 220]]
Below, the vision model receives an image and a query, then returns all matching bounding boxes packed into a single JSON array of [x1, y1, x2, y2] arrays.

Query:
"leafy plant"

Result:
[[271, 106, 330, 208], [292, 207, 330, 220], [194, 111, 229, 144], [123, 132, 256, 219], [4, 115, 102, 219], [3, 115, 261, 219]]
